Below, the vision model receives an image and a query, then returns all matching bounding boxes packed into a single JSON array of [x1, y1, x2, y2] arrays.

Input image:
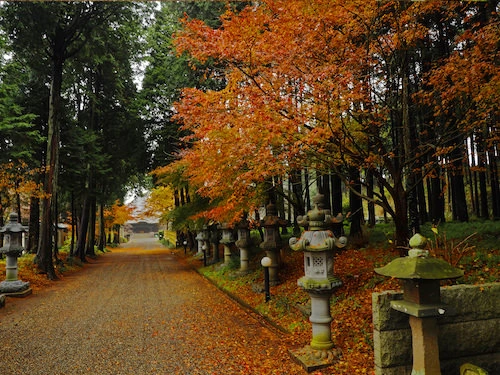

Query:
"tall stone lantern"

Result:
[[235, 216, 251, 273], [259, 203, 287, 286], [0, 212, 32, 297], [220, 223, 235, 265], [375, 233, 463, 375], [288, 194, 346, 372]]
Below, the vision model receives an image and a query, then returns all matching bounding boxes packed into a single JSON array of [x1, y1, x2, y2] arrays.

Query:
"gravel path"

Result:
[[0, 234, 305, 375]]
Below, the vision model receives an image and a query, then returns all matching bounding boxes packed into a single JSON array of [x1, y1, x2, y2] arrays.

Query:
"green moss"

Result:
[[311, 332, 335, 350], [298, 276, 342, 290]]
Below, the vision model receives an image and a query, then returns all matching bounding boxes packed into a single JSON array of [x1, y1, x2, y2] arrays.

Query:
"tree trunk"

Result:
[[98, 201, 106, 252], [449, 143, 469, 222], [428, 173, 445, 224], [28, 196, 40, 253], [330, 172, 343, 236], [393, 178, 409, 256], [304, 168, 311, 212], [86, 195, 97, 257], [488, 149, 500, 219], [416, 177, 428, 224], [75, 195, 91, 263], [366, 169, 375, 227], [174, 189, 180, 207], [70, 192, 75, 257], [317, 172, 331, 210], [37, 34, 65, 279], [476, 134, 489, 218], [290, 169, 306, 220], [348, 167, 364, 247]]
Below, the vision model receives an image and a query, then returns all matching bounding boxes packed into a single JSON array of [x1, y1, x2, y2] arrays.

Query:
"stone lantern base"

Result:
[[0, 280, 32, 297], [289, 345, 341, 373]]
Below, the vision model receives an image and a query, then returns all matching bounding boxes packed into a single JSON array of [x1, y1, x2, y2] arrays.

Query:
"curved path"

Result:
[[0, 233, 304, 375]]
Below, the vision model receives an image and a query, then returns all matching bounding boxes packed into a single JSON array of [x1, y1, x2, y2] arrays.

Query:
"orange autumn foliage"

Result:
[[103, 200, 134, 230], [0, 161, 44, 213], [169, 0, 498, 230], [142, 186, 175, 223]]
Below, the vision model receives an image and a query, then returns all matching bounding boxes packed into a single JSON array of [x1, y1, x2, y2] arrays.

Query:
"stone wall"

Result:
[[372, 283, 500, 375]]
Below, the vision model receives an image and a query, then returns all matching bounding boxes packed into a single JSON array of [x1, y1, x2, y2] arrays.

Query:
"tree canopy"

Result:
[[0, 1, 498, 262], [166, 0, 499, 248]]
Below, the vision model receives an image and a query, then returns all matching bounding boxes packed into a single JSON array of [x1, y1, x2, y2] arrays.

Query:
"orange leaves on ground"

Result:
[[196, 244, 403, 374]]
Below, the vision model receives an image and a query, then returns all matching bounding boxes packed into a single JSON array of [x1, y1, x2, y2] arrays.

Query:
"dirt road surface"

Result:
[[0, 233, 305, 375]]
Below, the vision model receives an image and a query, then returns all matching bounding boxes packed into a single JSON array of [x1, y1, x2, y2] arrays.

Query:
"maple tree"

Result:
[[170, 0, 499, 249], [103, 199, 134, 243], [142, 185, 175, 223], [0, 161, 43, 222]]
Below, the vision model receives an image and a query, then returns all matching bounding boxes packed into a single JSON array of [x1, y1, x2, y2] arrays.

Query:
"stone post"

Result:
[[375, 234, 464, 375], [0, 213, 32, 297], [259, 203, 287, 286], [288, 194, 346, 372], [235, 216, 251, 273]]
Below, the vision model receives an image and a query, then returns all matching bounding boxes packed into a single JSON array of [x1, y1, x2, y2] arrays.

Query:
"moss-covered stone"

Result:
[[375, 256, 463, 280], [297, 275, 342, 290]]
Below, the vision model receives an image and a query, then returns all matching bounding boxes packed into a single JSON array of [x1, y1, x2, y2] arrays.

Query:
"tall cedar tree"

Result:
[[1, 2, 137, 277]]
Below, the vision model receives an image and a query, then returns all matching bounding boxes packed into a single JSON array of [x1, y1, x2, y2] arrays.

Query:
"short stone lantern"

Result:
[[235, 216, 251, 273], [375, 233, 464, 375], [220, 223, 235, 265], [0, 212, 31, 297], [259, 203, 287, 286], [288, 194, 347, 372]]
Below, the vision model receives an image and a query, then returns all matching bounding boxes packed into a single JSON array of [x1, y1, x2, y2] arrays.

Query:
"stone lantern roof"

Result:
[[261, 203, 287, 227], [0, 212, 27, 235], [375, 234, 463, 280]]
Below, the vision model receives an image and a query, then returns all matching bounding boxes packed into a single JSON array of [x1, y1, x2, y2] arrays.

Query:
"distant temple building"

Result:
[[125, 194, 160, 234]]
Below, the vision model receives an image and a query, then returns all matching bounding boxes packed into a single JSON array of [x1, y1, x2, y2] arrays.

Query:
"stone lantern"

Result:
[[375, 233, 463, 375], [259, 203, 287, 286], [288, 194, 346, 371], [220, 223, 235, 265], [0, 212, 31, 297], [208, 223, 221, 263], [235, 216, 251, 273], [194, 226, 209, 257]]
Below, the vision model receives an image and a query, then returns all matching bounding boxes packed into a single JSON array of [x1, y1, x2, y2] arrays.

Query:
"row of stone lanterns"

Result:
[[183, 194, 467, 374], [192, 206, 285, 277]]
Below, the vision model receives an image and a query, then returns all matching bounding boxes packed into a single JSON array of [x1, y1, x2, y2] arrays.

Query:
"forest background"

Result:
[[0, 1, 498, 277]]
